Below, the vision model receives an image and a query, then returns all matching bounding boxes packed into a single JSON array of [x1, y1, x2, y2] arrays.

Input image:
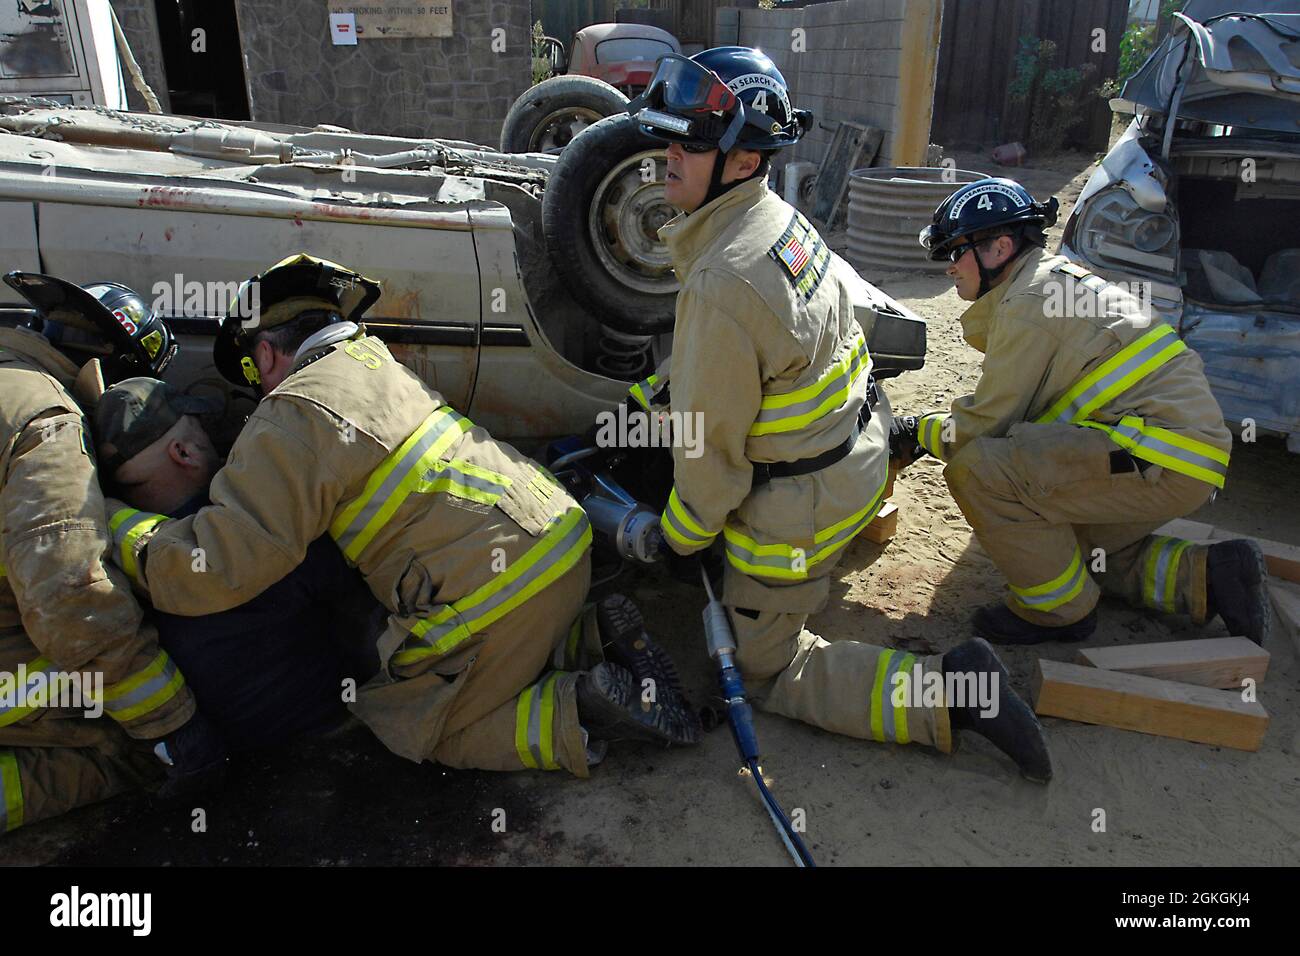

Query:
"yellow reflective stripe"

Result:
[[1079, 417, 1229, 488], [514, 673, 562, 771], [628, 374, 661, 412], [0, 562, 6, 578], [0, 656, 55, 728], [418, 459, 512, 507], [917, 413, 947, 458], [393, 509, 592, 666], [0, 750, 22, 833], [515, 684, 538, 768], [1009, 547, 1088, 612], [1037, 325, 1185, 425], [109, 508, 170, 584], [869, 650, 893, 742], [748, 332, 870, 437], [660, 487, 718, 551], [1142, 535, 1191, 613], [100, 650, 185, 723], [893, 653, 916, 745], [329, 408, 471, 561], [723, 469, 888, 580]]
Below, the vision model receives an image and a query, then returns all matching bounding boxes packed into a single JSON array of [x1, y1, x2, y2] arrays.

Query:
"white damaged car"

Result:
[[1062, 0, 1300, 449]]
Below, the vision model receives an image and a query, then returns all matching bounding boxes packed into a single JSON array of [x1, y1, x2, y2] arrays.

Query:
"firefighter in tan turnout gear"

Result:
[[106, 255, 698, 780], [0, 271, 226, 835], [894, 176, 1269, 646], [626, 47, 1052, 781]]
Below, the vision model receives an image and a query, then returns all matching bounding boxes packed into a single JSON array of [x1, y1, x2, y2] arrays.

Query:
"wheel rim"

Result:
[[587, 149, 679, 296], [530, 106, 603, 152]]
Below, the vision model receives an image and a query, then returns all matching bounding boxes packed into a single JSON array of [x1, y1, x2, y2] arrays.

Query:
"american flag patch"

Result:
[[769, 211, 831, 301], [779, 237, 809, 276]]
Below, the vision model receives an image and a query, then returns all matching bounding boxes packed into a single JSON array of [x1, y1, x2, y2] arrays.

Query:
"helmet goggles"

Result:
[[630, 54, 775, 153]]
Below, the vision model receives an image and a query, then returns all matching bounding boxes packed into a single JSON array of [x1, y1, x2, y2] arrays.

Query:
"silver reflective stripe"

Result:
[[0, 659, 58, 723], [111, 509, 156, 552], [1047, 328, 1180, 424], [1151, 538, 1177, 611], [723, 498, 881, 575], [103, 656, 180, 715], [333, 410, 465, 556], [880, 652, 910, 742], [526, 679, 546, 769], [1014, 556, 1086, 608], [434, 463, 509, 498], [1108, 422, 1230, 481], [750, 342, 868, 430], [405, 512, 591, 652]]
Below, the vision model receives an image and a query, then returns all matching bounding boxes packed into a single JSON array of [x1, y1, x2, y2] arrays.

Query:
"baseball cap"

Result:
[[94, 377, 222, 478]]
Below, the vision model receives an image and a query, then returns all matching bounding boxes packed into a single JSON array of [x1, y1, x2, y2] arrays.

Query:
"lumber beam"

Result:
[[1075, 637, 1268, 689], [863, 502, 898, 544], [1032, 659, 1269, 752], [1269, 580, 1300, 656]]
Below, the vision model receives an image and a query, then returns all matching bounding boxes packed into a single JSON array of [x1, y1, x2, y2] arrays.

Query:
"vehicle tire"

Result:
[[542, 113, 678, 336], [500, 76, 630, 154]]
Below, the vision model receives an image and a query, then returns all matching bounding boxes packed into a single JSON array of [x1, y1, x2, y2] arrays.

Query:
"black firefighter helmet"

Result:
[[213, 253, 382, 388], [3, 271, 178, 383], [919, 177, 1059, 263]]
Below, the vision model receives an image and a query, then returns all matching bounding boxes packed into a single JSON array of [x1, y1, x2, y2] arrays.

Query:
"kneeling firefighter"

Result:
[[106, 254, 699, 778], [0, 272, 224, 834], [892, 177, 1267, 646], [622, 48, 1052, 781]]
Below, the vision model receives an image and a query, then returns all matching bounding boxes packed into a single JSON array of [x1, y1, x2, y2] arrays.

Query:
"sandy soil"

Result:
[[3, 148, 1297, 868]]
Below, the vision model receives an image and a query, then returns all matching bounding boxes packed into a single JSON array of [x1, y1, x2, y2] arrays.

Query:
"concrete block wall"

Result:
[[718, 0, 908, 170], [232, 0, 531, 147]]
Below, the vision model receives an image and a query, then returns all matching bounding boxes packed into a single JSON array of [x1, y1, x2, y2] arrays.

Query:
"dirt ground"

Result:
[[3, 149, 1298, 868]]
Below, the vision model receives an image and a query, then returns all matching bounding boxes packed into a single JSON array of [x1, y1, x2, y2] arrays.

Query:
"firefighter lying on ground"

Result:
[[621, 47, 1052, 781], [105, 254, 700, 781], [0, 272, 222, 835], [891, 177, 1269, 647]]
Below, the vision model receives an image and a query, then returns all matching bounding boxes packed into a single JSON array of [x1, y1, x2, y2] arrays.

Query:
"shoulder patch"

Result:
[[1052, 261, 1108, 294], [768, 211, 831, 303]]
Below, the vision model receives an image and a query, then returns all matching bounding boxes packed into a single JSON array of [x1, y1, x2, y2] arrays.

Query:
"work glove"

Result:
[[152, 710, 229, 802], [660, 538, 725, 593], [888, 414, 927, 467]]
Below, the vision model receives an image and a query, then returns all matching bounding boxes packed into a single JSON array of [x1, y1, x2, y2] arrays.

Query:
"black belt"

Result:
[[751, 377, 878, 486]]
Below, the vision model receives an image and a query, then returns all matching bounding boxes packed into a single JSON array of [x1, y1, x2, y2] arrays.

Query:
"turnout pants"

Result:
[[945, 423, 1215, 627], [351, 554, 601, 777], [0, 631, 163, 834]]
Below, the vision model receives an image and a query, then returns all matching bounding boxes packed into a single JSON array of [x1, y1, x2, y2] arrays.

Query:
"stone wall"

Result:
[[108, 0, 171, 113], [232, 0, 531, 146], [717, 0, 919, 170]]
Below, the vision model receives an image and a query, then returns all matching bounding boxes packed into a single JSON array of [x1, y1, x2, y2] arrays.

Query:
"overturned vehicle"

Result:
[[1062, 0, 1300, 450], [0, 96, 925, 445]]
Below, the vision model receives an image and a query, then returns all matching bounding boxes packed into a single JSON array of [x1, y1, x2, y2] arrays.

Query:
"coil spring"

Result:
[[594, 325, 652, 379]]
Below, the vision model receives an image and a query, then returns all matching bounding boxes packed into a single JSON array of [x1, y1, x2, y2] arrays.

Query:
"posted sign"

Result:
[[326, 2, 453, 39]]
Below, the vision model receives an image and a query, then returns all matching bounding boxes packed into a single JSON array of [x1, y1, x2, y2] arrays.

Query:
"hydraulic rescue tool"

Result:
[[547, 437, 816, 867]]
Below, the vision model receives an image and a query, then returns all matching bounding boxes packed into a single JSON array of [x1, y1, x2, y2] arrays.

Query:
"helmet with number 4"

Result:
[[919, 177, 1059, 262], [628, 46, 811, 153]]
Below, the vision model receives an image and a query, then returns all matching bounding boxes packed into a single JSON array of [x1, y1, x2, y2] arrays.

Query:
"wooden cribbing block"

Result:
[[1155, 520, 1300, 584], [862, 502, 898, 544], [883, 460, 899, 501], [1269, 580, 1300, 656], [1075, 637, 1268, 689], [1032, 659, 1268, 752]]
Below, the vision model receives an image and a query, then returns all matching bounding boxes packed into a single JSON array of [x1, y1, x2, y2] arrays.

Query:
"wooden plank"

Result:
[[1268, 580, 1300, 657], [1032, 659, 1269, 752], [884, 460, 899, 502], [862, 502, 898, 545], [1075, 637, 1269, 689], [1155, 521, 1300, 584]]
